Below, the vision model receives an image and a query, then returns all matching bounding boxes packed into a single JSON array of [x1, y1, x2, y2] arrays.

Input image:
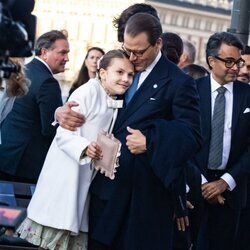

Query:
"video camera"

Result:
[[0, 0, 36, 78]]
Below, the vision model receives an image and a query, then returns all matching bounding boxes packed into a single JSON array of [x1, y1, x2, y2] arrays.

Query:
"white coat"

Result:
[[27, 78, 120, 234]]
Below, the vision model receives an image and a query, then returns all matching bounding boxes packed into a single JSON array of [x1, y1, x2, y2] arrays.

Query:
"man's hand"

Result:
[[86, 142, 102, 160], [187, 200, 194, 210], [126, 127, 147, 154], [55, 101, 85, 131], [202, 179, 228, 200], [175, 216, 189, 231], [207, 194, 226, 205]]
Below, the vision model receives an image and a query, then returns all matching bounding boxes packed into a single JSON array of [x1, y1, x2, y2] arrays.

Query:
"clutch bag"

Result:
[[93, 131, 121, 180]]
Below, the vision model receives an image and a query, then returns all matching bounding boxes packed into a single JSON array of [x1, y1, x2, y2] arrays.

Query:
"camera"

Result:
[[0, 0, 36, 77]]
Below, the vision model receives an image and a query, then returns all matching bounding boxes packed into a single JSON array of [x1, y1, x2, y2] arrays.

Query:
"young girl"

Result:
[[17, 50, 134, 250]]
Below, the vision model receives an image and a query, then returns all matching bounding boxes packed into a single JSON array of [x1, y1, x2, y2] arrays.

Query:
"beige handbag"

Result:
[[93, 131, 121, 180]]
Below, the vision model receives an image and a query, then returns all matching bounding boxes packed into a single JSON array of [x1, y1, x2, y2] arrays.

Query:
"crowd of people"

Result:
[[0, 2, 250, 250]]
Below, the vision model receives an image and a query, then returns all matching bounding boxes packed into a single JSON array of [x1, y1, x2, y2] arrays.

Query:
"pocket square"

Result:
[[243, 108, 250, 114], [150, 98, 156, 101]]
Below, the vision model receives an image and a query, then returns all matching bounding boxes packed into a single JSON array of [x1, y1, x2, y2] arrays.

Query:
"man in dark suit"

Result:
[[87, 13, 201, 250], [235, 45, 250, 250], [0, 30, 69, 183], [192, 32, 250, 250]]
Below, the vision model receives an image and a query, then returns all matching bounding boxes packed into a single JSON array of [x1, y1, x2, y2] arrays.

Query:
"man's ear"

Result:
[[156, 37, 162, 49], [99, 68, 106, 81], [40, 48, 48, 61], [208, 56, 215, 69]]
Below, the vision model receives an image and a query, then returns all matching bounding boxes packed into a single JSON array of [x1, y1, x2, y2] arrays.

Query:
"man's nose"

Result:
[[129, 53, 137, 61]]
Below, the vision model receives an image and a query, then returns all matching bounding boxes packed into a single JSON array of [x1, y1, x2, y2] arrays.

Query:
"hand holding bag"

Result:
[[93, 131, 121, 180]]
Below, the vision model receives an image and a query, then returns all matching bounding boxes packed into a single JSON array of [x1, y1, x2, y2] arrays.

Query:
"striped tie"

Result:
[[208, 86, 226, 169]]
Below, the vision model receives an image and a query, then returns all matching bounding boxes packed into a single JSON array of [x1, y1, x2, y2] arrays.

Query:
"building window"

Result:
[[205, 20, 212, 31], [182, 16, 190, 27], [159, 12, 166, 24], [194, 18, 201, 30], [170, 14, 178, 26]]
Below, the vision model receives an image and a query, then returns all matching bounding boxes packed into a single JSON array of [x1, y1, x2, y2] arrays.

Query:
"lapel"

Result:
[[114, 55, 170, 131], [197, 76, 212, 141], [231, 81, 244, 137]]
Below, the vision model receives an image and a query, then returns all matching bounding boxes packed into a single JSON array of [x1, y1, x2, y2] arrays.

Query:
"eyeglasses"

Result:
[[214, 56, 245, 69], [121, 43, 151, 57]]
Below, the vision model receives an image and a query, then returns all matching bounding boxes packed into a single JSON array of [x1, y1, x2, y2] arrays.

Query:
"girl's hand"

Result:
[[86, 142, 103, 160]]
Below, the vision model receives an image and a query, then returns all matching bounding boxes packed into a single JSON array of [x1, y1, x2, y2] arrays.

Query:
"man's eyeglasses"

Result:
[[214, 56, 245, 69], [122, 44, 151, 57]]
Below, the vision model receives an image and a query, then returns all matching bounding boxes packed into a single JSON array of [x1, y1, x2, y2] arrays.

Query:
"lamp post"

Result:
[[228, 0, 250, 45]]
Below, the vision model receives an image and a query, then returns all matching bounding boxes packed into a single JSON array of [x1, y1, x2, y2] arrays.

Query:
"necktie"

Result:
[[125, 72, 141, 104], [208, 86, 227, 169]]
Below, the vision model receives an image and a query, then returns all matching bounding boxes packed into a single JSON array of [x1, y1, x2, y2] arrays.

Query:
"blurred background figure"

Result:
[[68, 47, 105, 97], [0, 58, 30, 144], [0, 58, 30, 121], [237, 45, 250, 84], [0, 30, 69, 184], [161, 32, 183, 65], [183, 64, 209, 80], [112, 3, 159, 43], [236, 44, 250, 250], [178, 39, 196, 69]]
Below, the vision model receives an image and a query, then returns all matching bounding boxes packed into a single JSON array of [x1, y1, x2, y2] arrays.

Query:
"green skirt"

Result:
[[17, 218, 88, 250]]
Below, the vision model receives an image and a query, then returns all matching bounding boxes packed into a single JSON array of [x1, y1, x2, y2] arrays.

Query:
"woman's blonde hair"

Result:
[[7, 58, 30, 97]]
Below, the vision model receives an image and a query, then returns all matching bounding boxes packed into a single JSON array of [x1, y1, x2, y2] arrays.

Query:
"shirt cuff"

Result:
[[79, 147, 91, 165], [51, 120, 58, 126], [220, 173, 236, 191], [201, 174, 208, 184], [52, 107, 60, 126]]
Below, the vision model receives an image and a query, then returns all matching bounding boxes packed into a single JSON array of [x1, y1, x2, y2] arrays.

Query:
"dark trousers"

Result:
[[197, 169, 240, 250], [88, 194, 126, 250], [88, 194, 110, 250], [236, 208, 250, 250]]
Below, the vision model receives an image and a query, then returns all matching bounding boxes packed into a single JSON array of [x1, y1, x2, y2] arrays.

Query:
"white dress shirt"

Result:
[[136, 51, 162, 89]]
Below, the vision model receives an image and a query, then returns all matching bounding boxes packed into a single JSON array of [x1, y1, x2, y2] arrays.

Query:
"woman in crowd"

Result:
[[68, 47, 105, 96], [0, 58, 30, 144]]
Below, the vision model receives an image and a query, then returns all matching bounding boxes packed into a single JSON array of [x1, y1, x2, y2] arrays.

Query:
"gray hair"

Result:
[[35, 30, 68, 56], [183, 39, 196, 64]]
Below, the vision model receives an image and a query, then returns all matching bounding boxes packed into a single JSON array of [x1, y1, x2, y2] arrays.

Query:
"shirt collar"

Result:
[[35, 56, 53, 75], [210, 75, 233, 94], [144, 50, 162, 73]]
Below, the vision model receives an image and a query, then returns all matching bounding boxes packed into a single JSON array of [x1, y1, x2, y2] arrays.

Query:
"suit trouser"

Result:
[[236, 208, 250, 250], [197, 170, 241, 250], [88, 194, 127, 250]]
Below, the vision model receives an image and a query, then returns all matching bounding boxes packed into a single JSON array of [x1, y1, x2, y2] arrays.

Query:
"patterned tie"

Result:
[[208, 86, 227, 169], [125, 72, 141, 104]]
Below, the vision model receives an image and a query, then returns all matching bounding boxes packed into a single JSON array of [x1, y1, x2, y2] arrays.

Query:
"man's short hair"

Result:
[[242, 45, 250, 55], [35, 30, 68, 56], [206, 32, 244, 69], [161, 32, 183, 64], [113, 3, 159, 43], [182, 39, 196, 64], [124, 13, 162, 46]]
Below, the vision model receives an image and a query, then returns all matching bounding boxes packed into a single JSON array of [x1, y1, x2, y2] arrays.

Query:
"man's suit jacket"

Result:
[[90, 55, 201, 250], [0, 58, 62, 183], [192, 75, 250, 209]]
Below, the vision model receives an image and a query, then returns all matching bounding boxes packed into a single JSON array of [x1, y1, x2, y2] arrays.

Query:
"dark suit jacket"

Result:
[[0, 58, 62, 183], [192, 75, 250, 209], [90, 55, 201, 250]]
